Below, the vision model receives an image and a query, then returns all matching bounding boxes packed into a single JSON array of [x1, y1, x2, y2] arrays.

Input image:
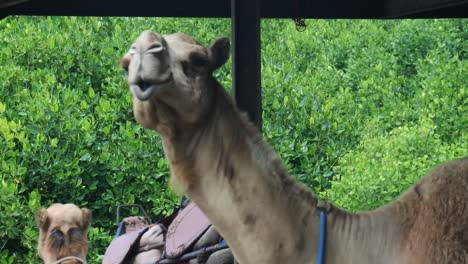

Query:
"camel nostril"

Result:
[[147, 42, 164, 54], [149, 43, 162, 49]]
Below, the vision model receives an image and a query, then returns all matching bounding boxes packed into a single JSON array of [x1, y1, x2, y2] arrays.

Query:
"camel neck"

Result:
[[167, 84, 401, 264], [177, 85, 320, 263], [325, 209, 401, 264]]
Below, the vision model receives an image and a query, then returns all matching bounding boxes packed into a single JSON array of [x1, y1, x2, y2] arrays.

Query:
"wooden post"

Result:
[[231, 0, 262, 131]]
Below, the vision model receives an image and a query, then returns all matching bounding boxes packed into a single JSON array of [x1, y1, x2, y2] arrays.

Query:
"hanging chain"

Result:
[[294, 18, 307, 32], [293, 0, 307, 32]]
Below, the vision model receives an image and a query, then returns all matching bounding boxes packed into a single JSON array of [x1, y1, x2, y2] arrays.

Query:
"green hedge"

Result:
[[0, 17, 466, 262]]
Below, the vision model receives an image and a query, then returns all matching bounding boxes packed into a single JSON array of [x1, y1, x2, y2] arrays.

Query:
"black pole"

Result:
[[231, 0, 262, 131]]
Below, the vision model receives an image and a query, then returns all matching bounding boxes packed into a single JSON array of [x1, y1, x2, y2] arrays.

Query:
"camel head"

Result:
[[36, 203, 91, 264], [120, 31, 230, 134]]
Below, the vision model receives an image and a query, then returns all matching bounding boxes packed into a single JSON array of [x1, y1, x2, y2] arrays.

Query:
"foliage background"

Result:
[[0, 17, 466, 262]]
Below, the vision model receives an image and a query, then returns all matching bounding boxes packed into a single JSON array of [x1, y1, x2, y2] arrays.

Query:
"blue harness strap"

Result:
[[317, 207, 327, 264]]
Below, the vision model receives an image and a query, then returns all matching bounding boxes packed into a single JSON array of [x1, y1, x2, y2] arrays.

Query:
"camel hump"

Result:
[[391, 158, 468, 263], [421, 157, 468, 196]]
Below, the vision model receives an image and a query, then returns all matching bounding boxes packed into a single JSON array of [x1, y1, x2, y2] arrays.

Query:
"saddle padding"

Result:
[[102, 227, 148, 264], [166, 202, 211, 258]]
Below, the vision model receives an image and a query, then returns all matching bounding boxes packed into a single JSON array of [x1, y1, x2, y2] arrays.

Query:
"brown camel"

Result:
[[36, 203, 91, 264], [120, 30, 468, 264]]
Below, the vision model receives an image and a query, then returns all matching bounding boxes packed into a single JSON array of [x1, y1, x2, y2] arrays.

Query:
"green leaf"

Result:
[[79, 153, 91, 161], [47, 38, 55, 49], [0, 102, 5, 114]]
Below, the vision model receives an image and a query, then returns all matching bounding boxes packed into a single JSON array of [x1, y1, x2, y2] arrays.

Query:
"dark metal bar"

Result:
[[115, 204, 152, 226], [2, 0, 467, 18], [231, 0, 262, 131], [385, 0, 468, 17]]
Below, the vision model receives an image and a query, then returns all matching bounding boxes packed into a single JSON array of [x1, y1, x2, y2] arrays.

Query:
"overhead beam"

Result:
[[3, 0, 466, 20], [385, 0, 468, 17], [231, 0, 262, 131]]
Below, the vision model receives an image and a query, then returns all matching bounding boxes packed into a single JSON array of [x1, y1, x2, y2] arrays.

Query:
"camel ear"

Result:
[[36, 208, 49, 230], [208, 37, 230, 70], [81, 208, 92, 230], [120, 53, 131, 74]]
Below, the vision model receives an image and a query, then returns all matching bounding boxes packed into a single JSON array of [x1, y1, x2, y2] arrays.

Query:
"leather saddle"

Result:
[[103, 201, 215, 264], [165, 202, 211, 258]]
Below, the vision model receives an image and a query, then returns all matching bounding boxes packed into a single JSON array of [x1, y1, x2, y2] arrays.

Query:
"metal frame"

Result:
[[231, 0, 262, 129]]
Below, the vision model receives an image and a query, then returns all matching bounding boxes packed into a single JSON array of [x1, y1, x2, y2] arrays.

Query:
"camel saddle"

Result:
[[103, 201, 211, 263], [165, 201, 211, 258], [103, 226, 150, 264]]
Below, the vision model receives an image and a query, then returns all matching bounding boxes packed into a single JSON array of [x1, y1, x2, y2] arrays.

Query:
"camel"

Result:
[[120, 30, 468, 264], [36, 203, 91, 264]]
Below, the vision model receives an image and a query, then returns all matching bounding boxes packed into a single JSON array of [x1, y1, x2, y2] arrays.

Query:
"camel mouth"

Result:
[[131, 76, 173, 101]]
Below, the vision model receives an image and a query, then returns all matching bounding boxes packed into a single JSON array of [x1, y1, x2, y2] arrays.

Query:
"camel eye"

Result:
[[182, 54, 209, 76], [191, 56, 208, 68], [50, 229, 65, 247], [189, 51, 209, 70], [51, 229, 64, 239], [181, 61, 191, 76], [69, 228, 83, 242]]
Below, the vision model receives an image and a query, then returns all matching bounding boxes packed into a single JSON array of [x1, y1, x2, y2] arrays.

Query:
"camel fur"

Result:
[[120, 30, 468, 264]]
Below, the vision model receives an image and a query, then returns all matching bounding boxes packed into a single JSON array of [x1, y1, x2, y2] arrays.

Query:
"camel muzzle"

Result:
[[131, 73, 173, 101], [129, 31, 173, 101]]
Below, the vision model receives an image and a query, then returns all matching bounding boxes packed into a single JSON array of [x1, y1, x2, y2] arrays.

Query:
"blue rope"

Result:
[[219, 239, 226, 246], [317, 208, 326, 264]]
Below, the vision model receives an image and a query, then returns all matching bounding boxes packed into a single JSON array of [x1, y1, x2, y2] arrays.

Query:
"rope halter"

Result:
[[52, 256, 87, 264]]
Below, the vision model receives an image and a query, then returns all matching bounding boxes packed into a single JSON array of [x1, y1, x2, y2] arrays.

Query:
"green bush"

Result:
[[322, 117, 466, 211], [261, 19, 466, 191], [1, 16, 234, 262], [0, 17, 466, 262]]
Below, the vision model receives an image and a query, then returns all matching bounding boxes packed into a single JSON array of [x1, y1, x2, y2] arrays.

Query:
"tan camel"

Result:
[[36, 203, 91, 264], [120, 30, 468, 264]]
